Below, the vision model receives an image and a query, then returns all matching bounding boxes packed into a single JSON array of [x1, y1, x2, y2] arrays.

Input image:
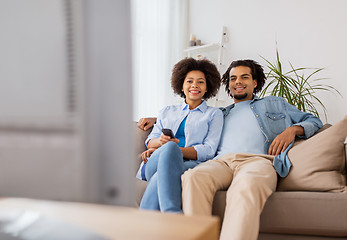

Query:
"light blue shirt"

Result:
[[146, 100, 223, 163], [220, 95, 323, 177], [214, 100, 265, 159]]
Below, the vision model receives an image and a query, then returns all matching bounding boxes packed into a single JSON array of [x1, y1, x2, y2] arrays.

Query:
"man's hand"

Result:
[[141, 148, 156, 163], [137, 118, 157, 131], [268, 125, 304, 156]]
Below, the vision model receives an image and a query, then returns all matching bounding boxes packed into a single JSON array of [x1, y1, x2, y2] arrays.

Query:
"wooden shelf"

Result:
[[184, 43, 220, 54]]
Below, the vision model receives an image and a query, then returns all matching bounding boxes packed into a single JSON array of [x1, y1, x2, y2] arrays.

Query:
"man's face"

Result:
[[229, 66, 257, 103]]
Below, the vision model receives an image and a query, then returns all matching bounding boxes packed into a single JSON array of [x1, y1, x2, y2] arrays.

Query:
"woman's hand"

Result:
[[159, 133, 179, 146], [141, 148, 156, 163], [147, 134, 179, 149]]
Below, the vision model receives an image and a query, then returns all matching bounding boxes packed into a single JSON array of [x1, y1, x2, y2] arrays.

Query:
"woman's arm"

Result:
[[149, 137, 197, 160], [180, 147, 197, 160], [147, 134, 179, 149]]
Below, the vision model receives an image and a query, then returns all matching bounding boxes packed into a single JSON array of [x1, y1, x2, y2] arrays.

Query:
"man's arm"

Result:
[[268, 125, 304, 156], [137, 117, 157, 131], [268, 98, 323, 156]]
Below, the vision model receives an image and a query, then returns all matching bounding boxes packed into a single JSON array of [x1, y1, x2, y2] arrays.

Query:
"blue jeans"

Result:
[[139, 141, 198, 213]]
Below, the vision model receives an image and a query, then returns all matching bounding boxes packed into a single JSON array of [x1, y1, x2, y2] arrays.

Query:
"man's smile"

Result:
[[234, 86, 246, 92]]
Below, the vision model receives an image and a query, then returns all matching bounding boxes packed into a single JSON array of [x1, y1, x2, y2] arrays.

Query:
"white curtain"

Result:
[[131, 0, 188, 120]]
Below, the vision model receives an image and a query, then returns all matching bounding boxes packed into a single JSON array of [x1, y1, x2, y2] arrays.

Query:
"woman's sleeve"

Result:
[[144, 107, 166, 147], [193, 109, 224, 161]]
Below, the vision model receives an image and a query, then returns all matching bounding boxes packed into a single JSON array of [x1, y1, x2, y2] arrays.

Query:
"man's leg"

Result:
[[220, 155, 277, 240], [182, 159, 233, 215]]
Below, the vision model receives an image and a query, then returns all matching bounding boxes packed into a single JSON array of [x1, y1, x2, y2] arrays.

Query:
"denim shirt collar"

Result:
[[181, 100, 207, 113], [222, 95, 259, 117]]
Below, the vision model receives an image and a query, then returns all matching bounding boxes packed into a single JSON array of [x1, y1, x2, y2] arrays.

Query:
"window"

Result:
[[131, 0, 188, 120]]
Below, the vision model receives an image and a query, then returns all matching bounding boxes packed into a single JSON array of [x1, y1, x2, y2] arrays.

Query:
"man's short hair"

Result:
[[221, 59, 266, 97]]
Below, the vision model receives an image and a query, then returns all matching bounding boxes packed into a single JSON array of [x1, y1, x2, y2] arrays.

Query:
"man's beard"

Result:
[[233, 93, 248, 100]]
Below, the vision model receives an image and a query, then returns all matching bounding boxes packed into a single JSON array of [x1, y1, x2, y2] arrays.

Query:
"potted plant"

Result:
[[260, 48, 341, 120]]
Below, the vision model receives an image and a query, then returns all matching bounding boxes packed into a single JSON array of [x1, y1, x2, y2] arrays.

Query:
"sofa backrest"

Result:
[[133, 122, 347, 179], [134, 122, 153, 168]]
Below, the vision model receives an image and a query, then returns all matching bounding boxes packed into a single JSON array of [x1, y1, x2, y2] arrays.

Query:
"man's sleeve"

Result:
[[284, 100, 323, 138]]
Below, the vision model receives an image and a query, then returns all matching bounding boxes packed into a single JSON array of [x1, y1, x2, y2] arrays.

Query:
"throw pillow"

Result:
[[292, 123, 332, 147], [277, 115, 347, 192]]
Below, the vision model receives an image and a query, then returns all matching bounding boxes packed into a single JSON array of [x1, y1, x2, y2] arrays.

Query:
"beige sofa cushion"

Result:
[[134, 122, 153, 171], [260, 191, 347, 236], [277, 115, 347, 192]]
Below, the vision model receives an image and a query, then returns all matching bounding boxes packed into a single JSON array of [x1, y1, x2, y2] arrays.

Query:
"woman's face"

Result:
[[182, 70, 207, 105]]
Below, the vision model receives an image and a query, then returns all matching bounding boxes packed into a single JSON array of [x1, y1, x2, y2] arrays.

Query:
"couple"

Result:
[[137, 58, 323, 240]]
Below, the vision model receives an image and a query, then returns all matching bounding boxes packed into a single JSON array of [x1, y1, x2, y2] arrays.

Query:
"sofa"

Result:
[[133, 116, 347, 240]]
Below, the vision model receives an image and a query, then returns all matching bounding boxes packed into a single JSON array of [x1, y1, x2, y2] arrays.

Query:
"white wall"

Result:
[[189, 0, 347, 124]]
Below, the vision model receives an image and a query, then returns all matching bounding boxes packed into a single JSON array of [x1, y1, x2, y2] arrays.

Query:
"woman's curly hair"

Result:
[[171, 58, 221, 100], [221, 59, 266, 97]]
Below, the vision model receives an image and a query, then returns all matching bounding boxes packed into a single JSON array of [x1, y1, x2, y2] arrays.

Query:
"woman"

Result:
[[137, 58, 223, 213]]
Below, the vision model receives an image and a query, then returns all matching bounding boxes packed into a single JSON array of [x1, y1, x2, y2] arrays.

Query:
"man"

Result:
[[138, 59, 322, 240]]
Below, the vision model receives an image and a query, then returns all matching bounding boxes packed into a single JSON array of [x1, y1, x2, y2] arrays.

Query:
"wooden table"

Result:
[[0, 198, 220, 240]]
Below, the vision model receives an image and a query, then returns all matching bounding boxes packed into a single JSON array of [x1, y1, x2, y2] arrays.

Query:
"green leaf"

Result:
[[260, 47, 342, 121]]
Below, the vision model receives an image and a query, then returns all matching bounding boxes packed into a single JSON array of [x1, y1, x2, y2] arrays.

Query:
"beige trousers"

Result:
[[182, 153, 277, 240]]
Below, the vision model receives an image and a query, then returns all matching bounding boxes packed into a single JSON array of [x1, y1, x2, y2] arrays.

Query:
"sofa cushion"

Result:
[[134, 122, 153, 172], [134, 122, 152, 159], [291, 123, 332, 147], [260, 191, 347, 237], [277, 116, 347, 192], [134, 178, 148, 207]]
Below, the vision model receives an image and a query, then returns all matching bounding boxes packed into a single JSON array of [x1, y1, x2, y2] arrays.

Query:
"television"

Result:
[[0, 0, 135, 207], [81, 0, 135, 206]]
